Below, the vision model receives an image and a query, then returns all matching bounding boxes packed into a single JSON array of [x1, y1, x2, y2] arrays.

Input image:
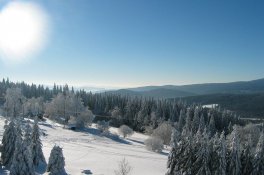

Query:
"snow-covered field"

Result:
[[0, 116, 168, 175]]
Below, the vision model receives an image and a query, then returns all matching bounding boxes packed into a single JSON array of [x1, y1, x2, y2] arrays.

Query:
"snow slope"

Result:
[[0, 116, 168, 175]]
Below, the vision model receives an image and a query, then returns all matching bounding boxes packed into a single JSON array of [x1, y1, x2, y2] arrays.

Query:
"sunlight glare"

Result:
[[0, 1, 49, 63]]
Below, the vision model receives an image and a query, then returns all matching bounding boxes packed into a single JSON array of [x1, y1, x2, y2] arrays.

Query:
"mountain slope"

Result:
[[122, 78, 264, 97]]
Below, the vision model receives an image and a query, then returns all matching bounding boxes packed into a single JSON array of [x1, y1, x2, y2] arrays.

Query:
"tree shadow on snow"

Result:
[[35, 162, 47, 174], [75, 127, 131, 145], [127, 138, 144, 145], [160, 151, 169, 156], [104, 133, 131, 145]]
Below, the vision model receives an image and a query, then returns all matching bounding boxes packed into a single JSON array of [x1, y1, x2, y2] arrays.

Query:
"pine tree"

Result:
[[252, 132, 264, 175], [10, 137, 35, 175], [47, 145, 66, 175], [227, 125, 241, 175], [1, 120, 17, 167], [31, 117, 46, 166]]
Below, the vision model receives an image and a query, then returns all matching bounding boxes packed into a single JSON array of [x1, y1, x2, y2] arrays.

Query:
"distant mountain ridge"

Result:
[[107, 78, 264, 98]]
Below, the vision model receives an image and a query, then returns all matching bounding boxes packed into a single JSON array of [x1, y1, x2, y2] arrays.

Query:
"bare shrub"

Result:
[[114, 158, 132, 175]]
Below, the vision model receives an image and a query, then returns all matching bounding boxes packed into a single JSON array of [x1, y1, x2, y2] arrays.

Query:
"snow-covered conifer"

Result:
[[208, 115, 216, 137], [227, 125, 241, 175], [199, 114, 205, 133], [24, 121, 32, 147], [192, 108, 200, 134], [31, 117, 46, 166], [241, 134, 253, 175], [252, 132, 264, 175], [47, 145, 66, 175], [193, 130, 211, 175], [10, 137, 35, 175], [166, 129, 181, 175], [213, 131, 227, 175], [1, 120, 17, 167], [178, 110, 185, 132]]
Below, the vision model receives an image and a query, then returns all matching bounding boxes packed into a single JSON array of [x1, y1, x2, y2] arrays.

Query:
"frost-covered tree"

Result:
[[213, 131, 227, 175], [193, 130, 211, 175], [76, 108, 94, 128], [252, 132, 264, 175], [208, 115, 216, 137], [1, 120, 17, 167], [192, 108, 200, 134], [31, 118, 46, 166], [144, 136, 163, 153], [241, 134, 253, 175], [166, 129, 181, 175], [24, 121, 32, 147], [10, 137, 35, 175], [185, 109, 192, 132], [118, 125, 134, 138], [4, 88, 25, 117], [23, 97, 45, 117], [47, 145, 66, 175], [152, 122, 172, 145], [227, 125, 241, 175], [199, 114, 205, 133], [181, 128, 194, 175], [178, 110, 185, 132]]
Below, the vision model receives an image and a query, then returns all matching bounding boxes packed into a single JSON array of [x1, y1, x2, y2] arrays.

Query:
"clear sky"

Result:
[[0, 0, 263, 88]]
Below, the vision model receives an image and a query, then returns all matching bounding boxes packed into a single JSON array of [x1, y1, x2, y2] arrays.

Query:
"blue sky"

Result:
[[0, 0, 264, 88]]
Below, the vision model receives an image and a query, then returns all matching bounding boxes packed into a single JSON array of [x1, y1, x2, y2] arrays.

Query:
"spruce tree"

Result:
[[208, 115, 216, 138], [252, 132, 264, 175], [10, 137, 35, 175], [227, 125, 241, 175], [1, 120, 17, 167], [199, 114, 205, 133], [47, 145, 66, 175], [214, 131, 227, 175], [241, 134, 253, 175], [192, 108, 200, 134], [166, 129, 181, 175], [181, 128, 194, 175], [178, 110, 185, 132], [31, 117, 46, 166], [193, 130, 211, 175], [24, 121, 32, 147]]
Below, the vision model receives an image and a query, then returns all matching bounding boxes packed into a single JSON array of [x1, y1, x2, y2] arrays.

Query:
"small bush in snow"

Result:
[[118, 125, 134, 138], [114, 158, 132, 175], [144, 136, 164, 153]]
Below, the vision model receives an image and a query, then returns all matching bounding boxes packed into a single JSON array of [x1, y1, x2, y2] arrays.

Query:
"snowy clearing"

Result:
[[0, 116, 168, 175]]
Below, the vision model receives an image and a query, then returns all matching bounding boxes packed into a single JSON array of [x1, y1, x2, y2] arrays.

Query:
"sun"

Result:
[[0, 1, 49, 63]]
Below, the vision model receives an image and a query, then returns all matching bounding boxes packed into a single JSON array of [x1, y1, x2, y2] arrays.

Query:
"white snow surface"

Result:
[[0, 116, 168, 175]]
